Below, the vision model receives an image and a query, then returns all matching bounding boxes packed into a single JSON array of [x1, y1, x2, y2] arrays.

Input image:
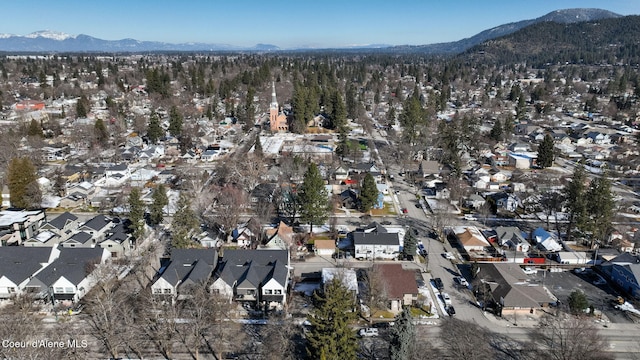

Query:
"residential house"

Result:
[[0, 247, 59, 298], [26, 247, 110, 302], [508, 152, 537, 169], [232, 225, 256, 248], [77, 214, 113, 243], [98, 222, 132, 258], [417, 160, 441, 178], [375, 263, 419, 313], [60, 232, 95, 248], [334, 165, 349, 182], [210, 249, 290, 308], [314, 239, 336, 257], [531, 227, 563, 252], [475, 263, 555, 316], [264, 221, 295, 250], [452, 226, 491, 252], [339, 188, 359, 209], [151, 248, 217, 298], [353, 224, 401, 260], [600, 254, 640, 298], [488, 192, 520, 213], [0, 209, 47, 246], [321, 267, 358, 298], [25, 212, 78, 247], [586, 131, 611, 145], [465, 194, 486, 209], [495, 226, 530, 252]]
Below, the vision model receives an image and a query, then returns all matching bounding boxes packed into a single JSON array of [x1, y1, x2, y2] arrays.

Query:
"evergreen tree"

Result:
[[94, 119, 109, 147], [516, 95, 527, 120], [332, 91, 347, 130], [254, 132, 263, 157], [298, 163, 330, 234], [76, 95, 89, 118], [306, 278, 358, 360], [335, 128, 350, 160], [585, 174, 615, 247], [168, 105, 183, 137], [387, 106, 396, 125], [27, 119, 42, 137], [564, 163, 588, 242], [537, 134, 555, 168], [568, 290, 589, 314], [389, 309, 415, 360], [128, 188, 145, 240], [489, 120, 503, 141], [403, 229, 417, 259], [171, 193, 199, 248], [503, 114, 514, 140], [399, 92, 424, 143], [149, 184, 169, 226], [7, 157, 40, 209], [345, 84, 357, 120], [359, 173, 379, 212], [147, 112, 163, 144]]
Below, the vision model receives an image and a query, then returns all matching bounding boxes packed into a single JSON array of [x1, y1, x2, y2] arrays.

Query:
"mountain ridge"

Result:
[[0, 8, 624, 53]]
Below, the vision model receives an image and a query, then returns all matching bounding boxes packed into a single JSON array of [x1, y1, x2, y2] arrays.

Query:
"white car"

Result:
[[441, 293, 452, 306], [358, 328, 379, 337], [522, 267, 537, 275], [455, 276, 469, 287], [442, 252, 455, 260]]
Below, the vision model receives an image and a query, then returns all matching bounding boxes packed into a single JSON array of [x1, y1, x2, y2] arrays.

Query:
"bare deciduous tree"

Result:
[[439, 318, 495, 360], [528, 314, 613, 360]]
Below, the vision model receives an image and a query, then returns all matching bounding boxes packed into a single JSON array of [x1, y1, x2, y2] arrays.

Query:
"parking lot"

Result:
[[530, 270, 635, 323]]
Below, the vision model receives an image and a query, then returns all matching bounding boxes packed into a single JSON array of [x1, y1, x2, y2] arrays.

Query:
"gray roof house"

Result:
[[151, 248, 218, 298], [353, 223, 401, 260], [211, 249, 290, 307], [0, 247, 59, 298], [495, 226, 530, 252], [26, 247, 110, 302]]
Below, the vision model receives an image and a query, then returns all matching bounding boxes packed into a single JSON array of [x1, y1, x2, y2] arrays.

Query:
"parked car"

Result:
[[401, 208, 408, 214], [522, 267, 537, 275], [358, 328, 379, 337], [441, 293, 452, 306], [446, 305, 456, 316], [433, 278, 444, 291], [442, 252, 455, 260], [455, 276, 469, 287]]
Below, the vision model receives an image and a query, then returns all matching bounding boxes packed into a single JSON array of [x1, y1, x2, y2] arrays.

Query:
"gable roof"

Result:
[[46, 212, 78, 230], [353, 231, 400, 246], [478, 263, 554, 308], [159, 248, 217, 287], [454, 227, 490, 247], [215, 249, 288, 289], [375, 263, 418, 300], [0, 247, 54, 284], [33, 247, 106, 286], [82, 215, 111, 232], [67, 231, 93, 244], [495, 226, 527, 246]]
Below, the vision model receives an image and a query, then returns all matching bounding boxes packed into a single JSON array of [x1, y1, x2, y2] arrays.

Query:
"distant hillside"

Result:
[[385, 8, 621, 54], [0, 31, 280, 53], [461, 15, 640, 66]]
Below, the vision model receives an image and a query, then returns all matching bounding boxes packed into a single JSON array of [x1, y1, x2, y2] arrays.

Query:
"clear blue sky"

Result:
[[3, 0, 639, 48]]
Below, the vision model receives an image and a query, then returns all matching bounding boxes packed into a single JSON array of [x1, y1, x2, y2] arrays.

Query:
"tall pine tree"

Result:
[[128, 188, 145, 240], [564, 163, 588, 242], [298, 163, 330, 234], [537, 134, 555, 168], [168, 105, 183, 137], [389, 309, 415, 360], [585, 174, 615, 247], [147, 112, 163, 144], [306, 278, 358, 360], [149, 184, 169, 226], [7, 157, 40, 209], [171, 193, 199, 248], [359, 173, 379, 212]]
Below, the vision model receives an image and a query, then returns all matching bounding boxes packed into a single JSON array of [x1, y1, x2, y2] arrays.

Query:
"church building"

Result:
[[269, 82, 288, 132]]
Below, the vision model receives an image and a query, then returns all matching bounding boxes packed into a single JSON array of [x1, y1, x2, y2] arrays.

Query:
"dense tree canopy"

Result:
[[7, 157, 40, 209]]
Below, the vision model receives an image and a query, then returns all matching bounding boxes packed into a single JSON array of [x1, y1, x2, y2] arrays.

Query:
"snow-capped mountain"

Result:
[[23, 30, 76, 41]]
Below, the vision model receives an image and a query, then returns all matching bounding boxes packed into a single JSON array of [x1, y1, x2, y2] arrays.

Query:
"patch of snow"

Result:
[[25, 30, 76, 41]]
